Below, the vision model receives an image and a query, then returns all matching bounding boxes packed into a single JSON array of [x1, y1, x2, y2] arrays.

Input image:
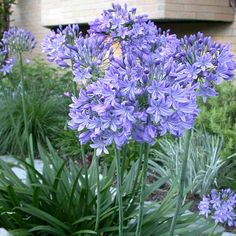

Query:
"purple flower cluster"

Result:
[[0, 27, 36, 75], [176, 33, 236, 102], [42, 25, 111, 84], [199, 189, 236, 226], [2, 27, 36, 54], [42, 24, 81, 68], [41, 4, 236, 155], [0, 42, 15, 75]]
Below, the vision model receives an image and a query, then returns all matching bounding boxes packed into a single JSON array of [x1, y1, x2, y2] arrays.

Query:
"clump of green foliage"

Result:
[[0, 139, 213, 235], [196, 81, 236, 158], [0, 58, 74, 156]]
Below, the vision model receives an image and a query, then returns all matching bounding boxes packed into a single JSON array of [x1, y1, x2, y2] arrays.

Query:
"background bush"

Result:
[[195, 81, 236, 158], [0, 58, 76, 157]]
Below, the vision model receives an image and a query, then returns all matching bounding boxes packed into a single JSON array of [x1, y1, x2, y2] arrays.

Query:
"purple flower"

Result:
[[71, 35, 109, 83], [2, 27, 36, 54], [0, 57, 16, 75], [199, 196, 211, 217], [147, 98, 172, 123], [176, 32, 236, 101], [0, 43, 16, 75], [55, 4, 236, 155], [199, 189, 236, 227], [42, 24, 80, 68]]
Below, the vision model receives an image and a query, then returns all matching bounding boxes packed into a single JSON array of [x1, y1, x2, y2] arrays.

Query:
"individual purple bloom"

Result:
[[194, 53, 214, 71], [199, 196, 211, 217], [90, 138, 109, 156], [198, 86, 217, 103], [79, 130, 92, 145], [147, 80, 167, 99], [147, 98, 172, 123], [0, 57, 16, 75], [113, 102, 136, 123], [159, 114, 183, 136], [100, 115, 118, 132], [2, 27, 36, 54]]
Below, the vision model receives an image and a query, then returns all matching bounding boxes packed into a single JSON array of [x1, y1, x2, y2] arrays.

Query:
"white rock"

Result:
[[222, 233, 236, 236], [0, 228, 12, 236], [0, 156, 17, 164], [11, 166, 27, 183], [34, 159, 44, 173]]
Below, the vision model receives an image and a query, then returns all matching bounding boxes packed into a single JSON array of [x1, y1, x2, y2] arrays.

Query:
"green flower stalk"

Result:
[[1, 27, 36, 156], [169, 130, 192, 236], [136, 143, 150, 236], [19, 53, 28, 139], [95, 154, 101, 232], [115, 147, 123, 236]]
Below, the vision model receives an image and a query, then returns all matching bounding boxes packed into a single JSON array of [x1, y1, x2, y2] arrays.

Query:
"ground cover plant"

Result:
[[0, 3, 236, 236]]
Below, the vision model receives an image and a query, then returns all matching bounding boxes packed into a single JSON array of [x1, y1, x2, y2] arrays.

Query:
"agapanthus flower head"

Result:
[[69, 5, 201, 154], [176, 32, 236, 101], [62, 4, 236, 155], [42, 24, 81, 68], [0, 42, 16, 75], [0, 57, 16, 75], [199, 189, 236, 227], [72, 34, 109, 83], [2, 27, 36, 54]]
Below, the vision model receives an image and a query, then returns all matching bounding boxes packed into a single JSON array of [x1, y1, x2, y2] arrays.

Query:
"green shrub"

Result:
[[195, 81, 236, 158]]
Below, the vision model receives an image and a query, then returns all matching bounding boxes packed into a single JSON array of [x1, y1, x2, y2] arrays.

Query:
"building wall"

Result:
[[40, 0, 166, 26], [41, 0, 234, 25], [11, 0, 49, 55], [164, 0, 234, 21], [158, 20, 236, 54], [10, 0, 236, 55]]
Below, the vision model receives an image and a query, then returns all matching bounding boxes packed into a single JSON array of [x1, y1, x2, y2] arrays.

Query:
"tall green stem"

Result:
[[19, 53, 29, 156], [208, 223, 217, 236], [136, 143, 150, 236], [169, 130, 191, 236], [115, 147, 123, 236], [95, 154, 101, 232], [127, 143, 144, 211], [19, 53, 27, 130], [81, 145, 88, 188], [121, 144, 128, 182]]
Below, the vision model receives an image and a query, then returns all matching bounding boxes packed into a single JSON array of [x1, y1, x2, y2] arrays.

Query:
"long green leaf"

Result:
[[18, 204, 70, 231], [29, 225, 65, 236]]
